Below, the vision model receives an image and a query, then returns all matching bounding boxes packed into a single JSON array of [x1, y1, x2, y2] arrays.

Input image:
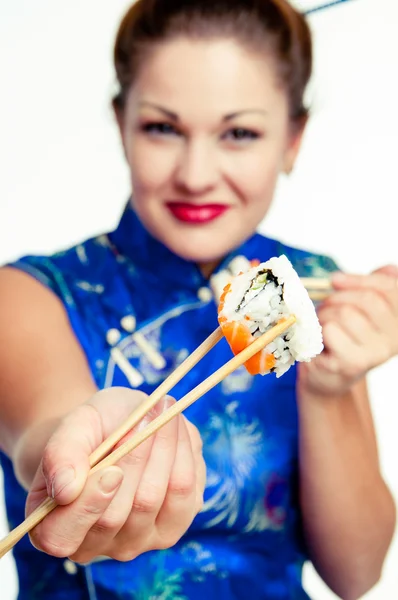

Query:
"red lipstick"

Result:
[[166, 202, 229, 224]]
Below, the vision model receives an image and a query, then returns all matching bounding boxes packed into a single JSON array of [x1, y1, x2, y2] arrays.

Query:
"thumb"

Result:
[[38, 388, 158, 505], [40, 404, 101, 505]]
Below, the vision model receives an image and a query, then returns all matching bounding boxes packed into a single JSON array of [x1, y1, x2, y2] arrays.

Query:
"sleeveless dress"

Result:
[[0, 204, 338, 600]]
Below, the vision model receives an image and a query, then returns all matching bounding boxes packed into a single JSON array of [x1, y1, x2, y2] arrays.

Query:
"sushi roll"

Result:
[[218, 255, 323, 377], [210, 256, 260, 301]]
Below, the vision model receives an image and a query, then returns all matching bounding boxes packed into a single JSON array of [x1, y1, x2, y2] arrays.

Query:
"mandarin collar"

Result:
[[107, 202, 274, 291]]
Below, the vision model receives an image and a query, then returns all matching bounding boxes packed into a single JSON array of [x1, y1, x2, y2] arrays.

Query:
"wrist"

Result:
[[296, 371, 355, 413], [297, 361, 359, 402]]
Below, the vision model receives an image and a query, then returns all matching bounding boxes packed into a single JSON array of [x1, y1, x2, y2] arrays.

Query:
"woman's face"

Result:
[[117, 37, 303, 266]]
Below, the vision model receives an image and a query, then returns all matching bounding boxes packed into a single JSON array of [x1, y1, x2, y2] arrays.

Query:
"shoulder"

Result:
[[0, 265, 67, 322], [250, 232, 339, 277], [5, 233, 116, 306], [0, 264, 97, 457]]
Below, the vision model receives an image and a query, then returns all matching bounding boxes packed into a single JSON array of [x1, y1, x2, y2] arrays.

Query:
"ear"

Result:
[[283, 117, 308, 175]]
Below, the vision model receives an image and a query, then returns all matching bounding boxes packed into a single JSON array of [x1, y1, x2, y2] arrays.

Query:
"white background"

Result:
[[0, 0, 397, 598]]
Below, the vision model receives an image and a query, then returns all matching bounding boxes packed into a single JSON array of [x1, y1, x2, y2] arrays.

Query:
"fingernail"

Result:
[[162, 395, 175, 411], [137, 396, 175, 432], [99, 468, 123, 494], [51, 466, 75, 499]]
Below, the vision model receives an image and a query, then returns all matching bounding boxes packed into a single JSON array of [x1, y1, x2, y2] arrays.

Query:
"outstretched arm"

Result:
[[0, 267, 205, 563], [298, 267, 398, 600]]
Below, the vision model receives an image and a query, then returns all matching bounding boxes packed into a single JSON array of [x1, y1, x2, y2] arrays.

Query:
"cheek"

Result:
[[225, 149, 282, 202], [127, 138, 178, 193]]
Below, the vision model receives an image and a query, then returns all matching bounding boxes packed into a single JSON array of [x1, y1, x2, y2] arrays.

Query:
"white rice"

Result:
[[210, 256, 253, 301], [219, 255, 323, 377]]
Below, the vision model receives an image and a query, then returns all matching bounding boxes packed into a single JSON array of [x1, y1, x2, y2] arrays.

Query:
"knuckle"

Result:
[[34, 531, 77, 558], [133, 485, 162, 514], [80, 500, 105, 518], [119, 449, 147, 468], [112, 548, 139, 563], [168, 472, 195, 498], [153, 427, 176, 450], [69, 550, 95, 565], [91, 511, 124, 534], [156, 531, 183, 550], [340, 359, 359, 379]]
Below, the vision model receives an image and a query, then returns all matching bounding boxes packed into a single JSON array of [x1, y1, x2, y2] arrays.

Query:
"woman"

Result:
[[0, 0, 396, 599]]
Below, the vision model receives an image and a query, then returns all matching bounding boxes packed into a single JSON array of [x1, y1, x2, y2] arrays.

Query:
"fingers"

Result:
[[86, 388, 150, 439], [373, 265, 398, 278], [321, 290, 392, 334], [154, 416, 201, 549], [331, 270, 398, 313], [69, 435, 156, 563], [332, 270, 398, 291], [67, 398, 170, 563], [320, 283, 398, 358], [94, 397, 180, 561], [29, 466, 123, 558], [27, 391, 204, 564], [318, 304, 391, 377], [184, 417, 206, 514], [303, 268, 398, 395]]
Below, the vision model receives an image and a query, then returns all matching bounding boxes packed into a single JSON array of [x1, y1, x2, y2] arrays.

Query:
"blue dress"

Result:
[[0, 204, 338, 600]]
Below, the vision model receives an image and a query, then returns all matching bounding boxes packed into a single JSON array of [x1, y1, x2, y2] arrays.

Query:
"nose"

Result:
[[174, 138, 219, 194]]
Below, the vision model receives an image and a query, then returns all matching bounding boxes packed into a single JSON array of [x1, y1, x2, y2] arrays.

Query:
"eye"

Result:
[[223, 128, 260, 143], [141, 122, 180, 137]]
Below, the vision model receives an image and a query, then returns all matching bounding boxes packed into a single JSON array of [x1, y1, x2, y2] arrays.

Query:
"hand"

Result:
[[298, 265, 398, 397], [26, 388, 205, 564]]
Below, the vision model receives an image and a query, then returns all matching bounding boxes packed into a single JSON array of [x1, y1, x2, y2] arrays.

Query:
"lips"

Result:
[[166, 202, 229, 224]]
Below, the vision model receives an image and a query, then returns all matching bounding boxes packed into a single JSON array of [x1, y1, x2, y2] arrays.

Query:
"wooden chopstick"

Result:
[[0, 316, 296, 559], [308, 290, 331, 302], [301, 277, 332, 291], [0, 327, 224, 560], [301, 278, 333, 302], [90, 326, 224, 466], [90, 315, 296, 473]]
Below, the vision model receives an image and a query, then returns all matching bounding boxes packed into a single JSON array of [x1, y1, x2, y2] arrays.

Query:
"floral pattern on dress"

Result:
[[0, 204, 337, 600]]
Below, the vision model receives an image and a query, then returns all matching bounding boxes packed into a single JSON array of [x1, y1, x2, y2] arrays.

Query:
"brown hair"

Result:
[[113, 0, 312, 122]]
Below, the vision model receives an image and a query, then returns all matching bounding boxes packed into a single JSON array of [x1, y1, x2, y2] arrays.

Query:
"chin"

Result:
[[165, 236, 234, 264]]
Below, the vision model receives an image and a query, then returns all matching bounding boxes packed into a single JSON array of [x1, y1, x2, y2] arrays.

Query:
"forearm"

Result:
[[298, 383, 395, 600], [13, 418, 63, 491]]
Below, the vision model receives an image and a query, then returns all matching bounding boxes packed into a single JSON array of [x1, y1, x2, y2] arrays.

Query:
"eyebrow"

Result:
[[139, 102, 267, 122], [223, 110, 268, 121], [139, 102, 179, 121]]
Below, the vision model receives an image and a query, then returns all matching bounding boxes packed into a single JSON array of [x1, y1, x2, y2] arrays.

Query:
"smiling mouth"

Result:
[[166, 202, 230, 224]]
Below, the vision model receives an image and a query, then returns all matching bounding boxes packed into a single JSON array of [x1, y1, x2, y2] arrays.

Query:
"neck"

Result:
[[198, 260, 222, 279]]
